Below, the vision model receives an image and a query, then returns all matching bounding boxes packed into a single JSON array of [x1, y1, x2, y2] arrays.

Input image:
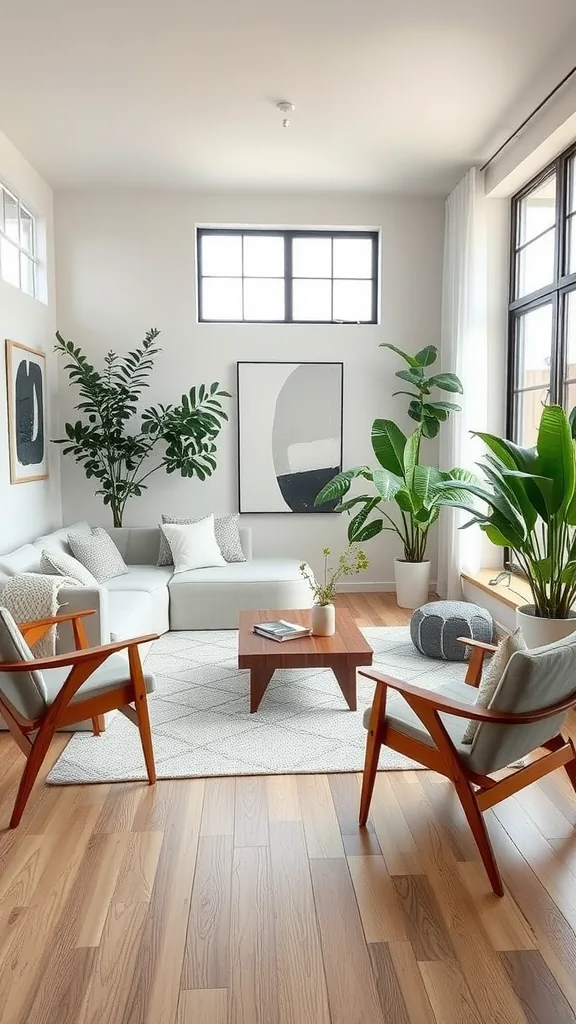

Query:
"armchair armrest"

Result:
[[359, 667, 576, 726], [0, 633, 159, 673], [457, 636, 498, 654], [20, 609, 95, 634], [457, 636, 497, 688]]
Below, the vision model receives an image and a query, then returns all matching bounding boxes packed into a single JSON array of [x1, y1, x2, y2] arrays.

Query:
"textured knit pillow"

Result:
[[41, 549, 99, 586], [462, 627, 527, 744], [160, 517, 227, 573], [157, 513, 246, 565], [68, 527, 127, 583]]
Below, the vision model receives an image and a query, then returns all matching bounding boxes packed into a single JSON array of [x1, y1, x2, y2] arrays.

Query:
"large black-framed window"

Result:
[[508, 143, 576, 445], [197, 228, 379, 324]]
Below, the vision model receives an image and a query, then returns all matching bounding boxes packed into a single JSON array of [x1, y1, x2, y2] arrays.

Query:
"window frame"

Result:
[[507, 144, 576, 442], [196, 227, 379, 325], [0, 183, 41, 299]]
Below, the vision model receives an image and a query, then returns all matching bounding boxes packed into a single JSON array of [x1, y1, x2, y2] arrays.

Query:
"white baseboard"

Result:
[[336, 581, 438, 593]]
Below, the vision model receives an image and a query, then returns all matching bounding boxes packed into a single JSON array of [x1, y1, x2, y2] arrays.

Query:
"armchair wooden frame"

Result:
[[359, 637, 576, 896], [0, 609, 159, 828]]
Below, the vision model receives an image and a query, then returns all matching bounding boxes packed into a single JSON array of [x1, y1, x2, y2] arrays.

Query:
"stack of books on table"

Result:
[[253, 619, 312, 642]]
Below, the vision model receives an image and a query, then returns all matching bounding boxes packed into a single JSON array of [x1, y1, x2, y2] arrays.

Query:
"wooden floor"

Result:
[[2, 592, 576, 1024]]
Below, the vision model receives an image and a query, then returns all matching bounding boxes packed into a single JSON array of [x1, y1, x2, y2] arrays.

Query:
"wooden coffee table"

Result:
[[238, 608, 373, 713]]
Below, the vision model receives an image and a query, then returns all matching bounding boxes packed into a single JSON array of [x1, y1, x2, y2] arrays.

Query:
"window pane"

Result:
[[516, 230, 555, 297], [333, 238, 372, 278], [514, 388, 549, 447], [566, 290, 576, 381], [518, 174, 556, 245], [1, 237, 20, 287], [569, 157, 576, 214], [20, 207, 34, 254], [243, 235, 283, 277], [568, 216, 576, 275], [200, 234, 241, 276], [201, 277, 242, 319], [566, 381, 576, 419], [4, 190, 19, 242], [293, 279, 331, 320], [243, 278, 284, 320], [333, 279, 372, 321], [20, 253, 35, 296], [292, 237, 331, 278], [515, 303, 553, 390]]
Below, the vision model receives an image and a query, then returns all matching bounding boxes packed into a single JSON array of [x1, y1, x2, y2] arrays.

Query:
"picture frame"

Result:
[[237, 361, 344, 514], [5, 339, 48, 484]]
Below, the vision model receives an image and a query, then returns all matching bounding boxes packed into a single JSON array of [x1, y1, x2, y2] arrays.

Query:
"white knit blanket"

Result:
[[2, 572, 79, 657]]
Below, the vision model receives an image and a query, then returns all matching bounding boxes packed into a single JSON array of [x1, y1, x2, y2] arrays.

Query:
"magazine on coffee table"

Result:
[[253, 619, 312, 642]]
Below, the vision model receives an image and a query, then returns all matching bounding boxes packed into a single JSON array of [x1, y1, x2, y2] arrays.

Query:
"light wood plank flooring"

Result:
[[1, 593, 576, 1023]]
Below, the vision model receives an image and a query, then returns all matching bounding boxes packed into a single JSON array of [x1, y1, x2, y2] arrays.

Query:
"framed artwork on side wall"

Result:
[[237, 361, 343, 513], [5, 339, 48, 484]]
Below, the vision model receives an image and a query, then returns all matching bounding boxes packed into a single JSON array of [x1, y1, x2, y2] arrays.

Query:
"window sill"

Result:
[[460, 569, 532, 610]]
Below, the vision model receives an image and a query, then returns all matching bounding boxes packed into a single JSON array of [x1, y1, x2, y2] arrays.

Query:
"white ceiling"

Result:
[[2, 0, 576, 194]]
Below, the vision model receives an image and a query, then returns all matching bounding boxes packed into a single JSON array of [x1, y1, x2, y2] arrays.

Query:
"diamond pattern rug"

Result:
[[47, 626, 469, 784]]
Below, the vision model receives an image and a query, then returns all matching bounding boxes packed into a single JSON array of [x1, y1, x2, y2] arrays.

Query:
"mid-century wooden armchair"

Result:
[[359, 634, 576, 896], [0, 606, 159, 828]]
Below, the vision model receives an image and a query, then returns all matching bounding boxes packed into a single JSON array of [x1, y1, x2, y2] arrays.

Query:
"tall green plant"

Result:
[[315, 344, 470, 561], [54, 329, 230, 527], [436, 404, 576, 619]]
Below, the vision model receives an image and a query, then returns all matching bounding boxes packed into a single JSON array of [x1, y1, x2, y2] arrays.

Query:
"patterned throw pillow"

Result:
[[157, 514, 246, 566], [68, 527, 128, 583], [462, 627, 527, 744], [41, 549, 99, 586]]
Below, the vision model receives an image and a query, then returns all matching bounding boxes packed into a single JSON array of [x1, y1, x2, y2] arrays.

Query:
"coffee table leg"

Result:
[[332, 666, 357, 711], [250, 667, 275, 713]]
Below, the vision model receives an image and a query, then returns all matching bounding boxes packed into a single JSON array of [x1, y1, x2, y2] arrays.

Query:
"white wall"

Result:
[[0, 130, 61, 552], [54, 190, 444, 585]]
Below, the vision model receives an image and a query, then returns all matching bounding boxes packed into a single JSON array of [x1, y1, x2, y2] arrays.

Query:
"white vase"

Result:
[[311, 603, 336, 636], [516, 604, 576, 649], [394, 558, 431, 610]]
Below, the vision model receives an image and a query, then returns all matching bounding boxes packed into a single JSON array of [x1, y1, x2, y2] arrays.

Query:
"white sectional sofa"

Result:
[[0, 522, 313, 652]]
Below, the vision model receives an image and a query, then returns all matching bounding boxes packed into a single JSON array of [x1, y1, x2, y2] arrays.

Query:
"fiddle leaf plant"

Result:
[[381, 342, 463, 438], [315, 343, 469, 562], [53, 328, 231, 527]]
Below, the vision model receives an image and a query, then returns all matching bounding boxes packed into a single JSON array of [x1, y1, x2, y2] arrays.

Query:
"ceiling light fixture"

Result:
[[276, 101, 295, 128]]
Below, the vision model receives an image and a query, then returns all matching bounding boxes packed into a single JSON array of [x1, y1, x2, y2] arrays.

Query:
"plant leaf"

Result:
[[371, 420, 406, 477], [379, 343, 419, 368], [427, 372, 464, 394], [414, 345, 437, 367]]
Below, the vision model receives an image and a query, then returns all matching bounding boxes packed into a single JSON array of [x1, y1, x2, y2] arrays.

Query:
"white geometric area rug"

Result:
[[47, 626, 469, 784]]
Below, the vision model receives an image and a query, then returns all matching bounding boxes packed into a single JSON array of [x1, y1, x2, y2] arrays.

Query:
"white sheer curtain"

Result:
[[437, 168, 488, 598]]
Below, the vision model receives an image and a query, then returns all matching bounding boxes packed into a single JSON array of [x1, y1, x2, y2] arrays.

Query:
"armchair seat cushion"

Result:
[[362, 678, 475, 760], [43, 653, 157, 705]]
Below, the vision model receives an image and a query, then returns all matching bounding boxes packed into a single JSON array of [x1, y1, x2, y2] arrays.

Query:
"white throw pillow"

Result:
[[41, 549, 98, 586], [157, 513, 246, 565], [68, 527, 128, 583], [462, 627, 527, 744], [160, 517, 227, 573]]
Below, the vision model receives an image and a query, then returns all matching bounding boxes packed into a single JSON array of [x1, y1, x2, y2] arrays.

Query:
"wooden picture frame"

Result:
[[5, 339, 48, 484]]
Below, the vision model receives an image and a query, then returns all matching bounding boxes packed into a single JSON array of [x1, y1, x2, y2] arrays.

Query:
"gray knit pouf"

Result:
[[410, 601, 494, 661]]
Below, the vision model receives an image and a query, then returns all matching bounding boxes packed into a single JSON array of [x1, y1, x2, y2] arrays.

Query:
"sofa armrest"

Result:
[[239, 526, 252, 561], [56, 586, 109, 652]]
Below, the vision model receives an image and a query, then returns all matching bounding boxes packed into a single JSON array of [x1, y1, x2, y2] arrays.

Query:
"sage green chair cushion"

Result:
[[362, 678, 475, 760], [42, 653, 156, 705], [0, 607, 48, 720], [468, 631, 576, 775]]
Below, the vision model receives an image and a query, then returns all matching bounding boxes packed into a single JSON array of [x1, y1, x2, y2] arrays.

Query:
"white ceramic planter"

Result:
[[394, 558, 431, 610], [311, 602, 336, 636], [516, 604, 576, 649]]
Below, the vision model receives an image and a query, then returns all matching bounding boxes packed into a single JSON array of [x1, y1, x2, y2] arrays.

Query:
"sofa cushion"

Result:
[[0, 544, 42, 576], [107, 591, 155, 642], [168, 557, 313, 630], [40, 549, 99, 586], [69, 528, 128, 583], [102, 566, 173, 593], [158, 513, 246, 565]]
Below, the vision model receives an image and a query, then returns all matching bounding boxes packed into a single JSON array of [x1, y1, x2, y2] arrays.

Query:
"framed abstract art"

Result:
[[237, 361, 343, 513], [5, 339, 48, 484]]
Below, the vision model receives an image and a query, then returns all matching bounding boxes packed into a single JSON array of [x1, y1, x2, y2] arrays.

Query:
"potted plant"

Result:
[[300, 546, 369, 635], [53, 329, 230, 527], [438, 404, 576, 647], [315, 344, 469, 609]]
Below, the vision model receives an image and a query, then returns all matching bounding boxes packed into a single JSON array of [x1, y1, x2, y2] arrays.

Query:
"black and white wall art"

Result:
[[237, 361, 343, 513], [5, 339, 48, 484]]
